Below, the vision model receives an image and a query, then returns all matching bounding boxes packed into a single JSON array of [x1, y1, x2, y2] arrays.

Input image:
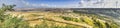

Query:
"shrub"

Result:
[[0, 4, 30, 28]]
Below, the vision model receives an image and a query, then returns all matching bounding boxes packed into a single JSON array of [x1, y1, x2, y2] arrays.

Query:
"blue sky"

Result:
[[0, 0, 80, 8], [0, 0, 120, 8]]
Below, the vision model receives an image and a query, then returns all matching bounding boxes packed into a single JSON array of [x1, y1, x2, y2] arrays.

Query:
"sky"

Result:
[[0, 0, 120, 8], [0, 0, 80, 8]]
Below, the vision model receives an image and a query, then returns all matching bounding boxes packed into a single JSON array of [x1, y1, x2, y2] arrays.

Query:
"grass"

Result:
[[0, 4, 119, 28], [6, 11, 119, 28], [59, 12, 118, 28], [7, 11, 118, 28], [34, 20, 81, 28]]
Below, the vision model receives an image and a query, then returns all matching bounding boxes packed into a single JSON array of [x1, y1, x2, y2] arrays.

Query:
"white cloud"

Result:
[[40, 3, 49, 6], [60, 4, 80, 8], [79, 0, 120, 8], [21, 0, 50, 7], [27, 3, 50, 7]]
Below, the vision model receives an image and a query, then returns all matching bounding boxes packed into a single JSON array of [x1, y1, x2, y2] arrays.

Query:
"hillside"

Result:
[[6, 9, 119, 28], [1, 3, 120, 28], [15, 8, 120, 24]]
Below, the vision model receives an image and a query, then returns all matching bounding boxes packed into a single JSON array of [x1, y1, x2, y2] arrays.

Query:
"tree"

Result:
[[1, 3, 16, 11], [0, 3, 16, 22]]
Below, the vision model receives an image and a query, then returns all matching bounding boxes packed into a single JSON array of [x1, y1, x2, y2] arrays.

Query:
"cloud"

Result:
[[29, 3, 49, 7], [79, 0, 120, 8], [58, 4, 80, 8], [21, 0, 50, 8]]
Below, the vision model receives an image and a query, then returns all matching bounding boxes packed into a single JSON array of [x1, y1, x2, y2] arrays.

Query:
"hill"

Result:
[[7, 8, 119, 28]]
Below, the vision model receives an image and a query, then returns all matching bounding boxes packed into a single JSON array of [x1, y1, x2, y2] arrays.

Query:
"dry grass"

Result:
[[6, 11, 119, 28]]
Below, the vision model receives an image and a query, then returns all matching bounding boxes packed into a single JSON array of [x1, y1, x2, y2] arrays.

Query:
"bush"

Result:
[[0, 4, 30, 28], [60, 15, 119, 28]]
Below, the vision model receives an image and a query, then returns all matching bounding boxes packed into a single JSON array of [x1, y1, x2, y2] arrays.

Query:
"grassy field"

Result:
[[5, 11, 119, 28], [0, 4, 119, 28]]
